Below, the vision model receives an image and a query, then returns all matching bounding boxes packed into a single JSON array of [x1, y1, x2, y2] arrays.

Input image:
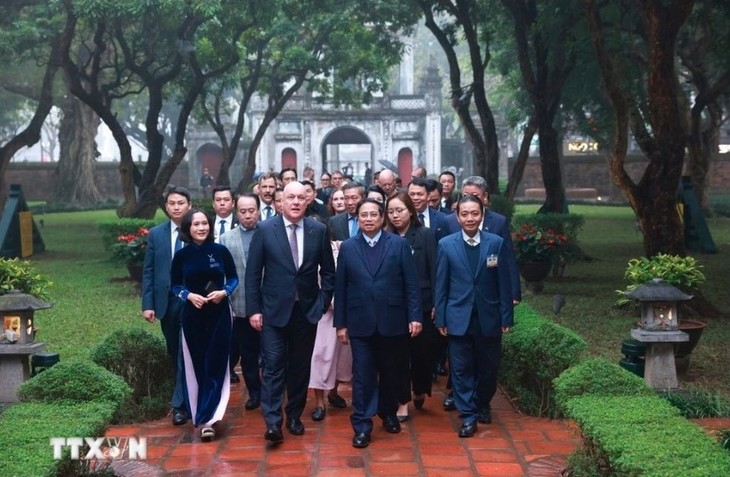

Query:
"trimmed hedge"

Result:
[[0, 401, 117, 477], [18, 360, 132, 418], [563, 396, 730, 476], [553, 357, 654, 407], [91, 328, 174, 422], [500, 304, 587, 417]]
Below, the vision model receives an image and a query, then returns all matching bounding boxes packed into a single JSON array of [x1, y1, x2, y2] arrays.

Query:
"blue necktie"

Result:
[[174, 227, 182, 252], [265, 206, 273, 219], [418, 213, 425, 225], [349, 216, 358, 237], [219, 219, 226, 237]]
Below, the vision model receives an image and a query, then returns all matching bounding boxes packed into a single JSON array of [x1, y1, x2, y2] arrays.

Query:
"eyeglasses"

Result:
[[387, 208, 408, 216]]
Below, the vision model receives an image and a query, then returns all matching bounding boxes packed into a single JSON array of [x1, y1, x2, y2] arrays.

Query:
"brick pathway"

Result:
[[105, 377, 579, 476]]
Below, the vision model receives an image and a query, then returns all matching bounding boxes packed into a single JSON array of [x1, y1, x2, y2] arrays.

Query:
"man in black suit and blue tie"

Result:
[[334, 198, 422, 449], [435, 195, 514, 438], [408, 178, 450, 243], [327, 182, 364, 241], [245, 182, 336, 445], [142, 186, 191, 426]]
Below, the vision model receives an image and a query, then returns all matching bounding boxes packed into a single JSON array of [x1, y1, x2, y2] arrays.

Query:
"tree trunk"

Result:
[[51, 95, 103, 206], [536, 121, 566, 213], [686, 99, 722, 211], [505, 113, 537, 201]]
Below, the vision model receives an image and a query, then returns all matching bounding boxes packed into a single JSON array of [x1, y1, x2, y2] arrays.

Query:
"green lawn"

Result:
[[24, 205, 730, 397]]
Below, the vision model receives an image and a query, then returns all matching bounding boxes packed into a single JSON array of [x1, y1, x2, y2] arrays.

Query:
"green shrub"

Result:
[[0, 401, 116, 477], [553, 357, 654, 409], [661, 386, 730, 418], [500, 304, 587, 417], [0, 258, 52, 299], [564, 395, 730, 476], [512, 212, 585, 241], [18, 359, 131, 411], [96, 218, 158, 251], [91, 328, 174, 422], [617, 253, 706, 306]]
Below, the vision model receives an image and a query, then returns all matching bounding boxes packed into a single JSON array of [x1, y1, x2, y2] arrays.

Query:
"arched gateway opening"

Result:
[[321, 127, 372, 184]]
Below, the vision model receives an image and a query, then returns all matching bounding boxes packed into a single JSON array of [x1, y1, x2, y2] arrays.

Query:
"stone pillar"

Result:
[[631, 329, 688, 389]]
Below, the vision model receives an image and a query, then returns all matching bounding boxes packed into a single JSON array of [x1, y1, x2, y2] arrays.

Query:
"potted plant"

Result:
[[110, 228, 149, 282], [512, 223, 570, 293], [617, 253, 708, 374]]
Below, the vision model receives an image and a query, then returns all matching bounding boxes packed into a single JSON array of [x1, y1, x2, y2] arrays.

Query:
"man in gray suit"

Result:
[[220, 193, 263, 410], [141, 186, 191, 426]]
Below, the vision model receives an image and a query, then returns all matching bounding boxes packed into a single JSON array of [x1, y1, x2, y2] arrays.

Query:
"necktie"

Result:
[[174, 227, 183, 252], [349, 216, 358, 237], [467, 238, 476, 246], [219, 219, 226, 237], [369, 240, 377, 248], [418, 213, 425, 225], [265, 206, 273, 219], [288, 223, 299, 269]]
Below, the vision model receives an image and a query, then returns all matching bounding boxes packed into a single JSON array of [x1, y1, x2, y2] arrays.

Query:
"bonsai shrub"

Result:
[[616, 253, 705, 306], [91, 328, 174, 422], [511, 213, 585, 276], [0, 258, 52, 299], [500, 304, 587, 417], [553, 357, 654, 410], [18, 359, 131, 422]]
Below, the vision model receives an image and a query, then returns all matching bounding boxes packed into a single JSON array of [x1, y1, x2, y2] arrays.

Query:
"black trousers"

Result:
[[398, 311, 437, 404], [259, 303, 317, 428], [230, 316, 262, 400]]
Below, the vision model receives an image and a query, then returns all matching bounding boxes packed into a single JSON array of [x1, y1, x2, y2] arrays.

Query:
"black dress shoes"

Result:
[[327, 393, 347, 408], [171, 408, 188, 426], [264, 426, 283, 444], [382, 415, 402, 434], [352, 432, 371, 448], [478, 408, 492, 424], [244, 398, 260, 410], [230, 372, 240, 383], [286, 417, 305, 435], [311, 406, 326, 422], [458, 421, 478, 438], [443, 395, 456, 411]]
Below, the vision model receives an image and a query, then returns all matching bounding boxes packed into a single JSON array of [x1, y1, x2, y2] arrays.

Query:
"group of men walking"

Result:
[[142, 167, 518, 448]]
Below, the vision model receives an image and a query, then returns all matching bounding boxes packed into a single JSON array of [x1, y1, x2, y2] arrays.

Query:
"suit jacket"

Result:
[[434, 231, 514, 337], [403, 225, 437, 311], [220, 226, 257, 317], [424, 207, 451, 243], [334, 231, 422, 337], [142, 220, 174, 317], [245, 215, 335, 326], [328, 212, 354, 241], [447, 210, 521, 302]]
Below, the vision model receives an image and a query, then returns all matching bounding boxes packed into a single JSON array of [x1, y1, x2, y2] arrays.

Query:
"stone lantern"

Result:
[[0, 290, 53, 402], [627, 278, 693, 331], [627, 279, 690, 390]]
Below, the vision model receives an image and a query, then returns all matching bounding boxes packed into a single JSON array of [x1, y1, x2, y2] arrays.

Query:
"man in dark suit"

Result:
[[220, 193, 262, 406], [445, 176, 521, 303], [334, 198, 422, 449], [258, 172, 278, 221], [142, 186, 191, 426], [435, 195, 514, 438], [301, 179, 330, 222], [408, 178, 451, 243], [327, 182, 364, 241], [439, 170, 460, 211], [427, 179, 454, 215], [211, 185, 238, 244], [245, 182, 336, 445]]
